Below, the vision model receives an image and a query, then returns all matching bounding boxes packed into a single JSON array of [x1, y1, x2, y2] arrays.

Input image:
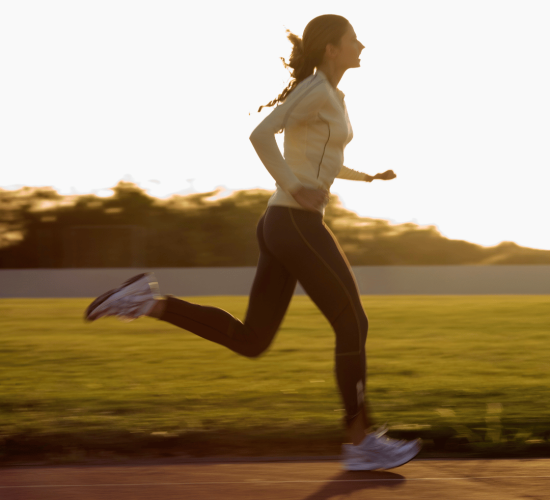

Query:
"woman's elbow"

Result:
[[249, 126, 264, 145]]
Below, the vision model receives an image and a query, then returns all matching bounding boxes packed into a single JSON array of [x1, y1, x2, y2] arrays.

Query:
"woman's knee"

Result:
[[237, 329, 273, 358], [242, 341, 270, 359], [362, 312, 369, 339], [333, 304, 368, 354]]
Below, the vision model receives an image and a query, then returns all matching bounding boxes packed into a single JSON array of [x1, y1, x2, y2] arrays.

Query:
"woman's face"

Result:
[[333, 24, 365, 70]]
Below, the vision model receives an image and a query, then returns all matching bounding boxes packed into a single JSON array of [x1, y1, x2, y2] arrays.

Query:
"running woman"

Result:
[[85, 14, 421, 470]]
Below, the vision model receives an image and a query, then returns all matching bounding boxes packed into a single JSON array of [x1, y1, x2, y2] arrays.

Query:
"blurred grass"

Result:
[[0, 295, 549, 462]]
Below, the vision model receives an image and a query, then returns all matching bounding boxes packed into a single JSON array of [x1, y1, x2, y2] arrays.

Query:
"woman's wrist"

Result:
[[363, 174, 374, 182], [288, 183, 305, 197]]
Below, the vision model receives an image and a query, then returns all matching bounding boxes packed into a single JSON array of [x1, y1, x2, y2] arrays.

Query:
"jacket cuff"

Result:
[[286, 181, 304, 196]]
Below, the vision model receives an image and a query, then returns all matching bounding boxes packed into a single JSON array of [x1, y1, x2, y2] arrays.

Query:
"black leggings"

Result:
[[160, 206, 369, 422]]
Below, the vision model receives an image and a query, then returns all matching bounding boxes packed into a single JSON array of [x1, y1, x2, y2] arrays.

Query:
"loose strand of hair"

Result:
[[258, 31, 315, 113]]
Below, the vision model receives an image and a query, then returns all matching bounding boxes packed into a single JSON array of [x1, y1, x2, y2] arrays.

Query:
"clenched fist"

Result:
[[374, 170, 397, 181]]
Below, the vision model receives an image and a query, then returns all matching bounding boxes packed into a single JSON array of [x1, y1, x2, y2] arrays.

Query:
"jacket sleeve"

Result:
[[337, 165, 366, 181], [249, 80, 329, 194]]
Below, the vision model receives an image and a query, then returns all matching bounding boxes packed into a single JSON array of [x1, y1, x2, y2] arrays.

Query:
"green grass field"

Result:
[[0, 295, 549, 462]]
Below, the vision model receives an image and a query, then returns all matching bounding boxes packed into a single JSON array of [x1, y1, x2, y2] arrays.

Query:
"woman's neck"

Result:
[[316, 63, 346, 89]]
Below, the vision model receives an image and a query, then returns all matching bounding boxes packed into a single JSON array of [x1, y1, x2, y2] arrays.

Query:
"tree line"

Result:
[[1, 182, 549, 268]]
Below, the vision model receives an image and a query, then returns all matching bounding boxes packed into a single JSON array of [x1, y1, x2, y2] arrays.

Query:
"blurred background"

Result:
[[1, 0, 550, 256], [2, 182, 550, 269], [1, 0, 549, 464]]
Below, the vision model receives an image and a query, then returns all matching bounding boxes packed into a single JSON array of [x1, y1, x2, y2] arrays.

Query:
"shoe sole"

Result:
[[343, 439, 422, 471], [84, 273, 154, 322], [382, 441, 422, 470], [343, 461, 385, 471]]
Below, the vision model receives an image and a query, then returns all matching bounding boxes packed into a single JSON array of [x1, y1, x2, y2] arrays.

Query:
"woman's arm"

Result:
[[249, 79, 329, 195], [336, 165, 368, 181], [337, 165, 397, 182]]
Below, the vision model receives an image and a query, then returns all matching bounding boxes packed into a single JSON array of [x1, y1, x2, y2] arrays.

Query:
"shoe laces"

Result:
[[369, 426, 408, 450], [374, 434, 408, 449]]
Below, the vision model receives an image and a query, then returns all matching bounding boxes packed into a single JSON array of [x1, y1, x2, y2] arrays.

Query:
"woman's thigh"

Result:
[[263, 207, 366, 339], [243, 212, 298, 339]]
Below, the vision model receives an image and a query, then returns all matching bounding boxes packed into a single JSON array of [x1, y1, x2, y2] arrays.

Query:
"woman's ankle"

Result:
[[148, 298, 167, 318], [346, 406, 374, 446], [347, 412, 366, 446]]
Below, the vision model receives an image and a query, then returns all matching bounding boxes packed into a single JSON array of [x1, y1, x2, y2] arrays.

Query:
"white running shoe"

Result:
[[84, 273, 160, 322], [342, 429, 422, 471], [369, 425, 409, 449]]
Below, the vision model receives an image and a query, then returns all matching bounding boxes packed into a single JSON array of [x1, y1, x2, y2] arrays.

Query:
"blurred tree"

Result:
[[1, 183, 549, 268]]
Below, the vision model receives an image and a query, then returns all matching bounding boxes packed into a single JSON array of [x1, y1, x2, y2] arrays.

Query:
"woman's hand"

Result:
[[374, 170, 396, 181], [364, 170, 397, 182], [291, 187, 330, 212]]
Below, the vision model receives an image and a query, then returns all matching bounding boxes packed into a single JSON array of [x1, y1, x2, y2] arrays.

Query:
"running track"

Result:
[[1, 458, 549, 499]]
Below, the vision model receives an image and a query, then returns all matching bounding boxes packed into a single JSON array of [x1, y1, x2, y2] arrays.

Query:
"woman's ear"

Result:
[[323, 42, 338, 61]]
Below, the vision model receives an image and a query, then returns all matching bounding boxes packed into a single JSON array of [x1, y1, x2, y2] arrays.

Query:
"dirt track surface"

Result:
[[1, 458, 549, 500]]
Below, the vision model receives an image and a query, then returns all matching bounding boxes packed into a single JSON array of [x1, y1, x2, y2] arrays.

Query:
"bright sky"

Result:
[[1, 0, 549, 249]]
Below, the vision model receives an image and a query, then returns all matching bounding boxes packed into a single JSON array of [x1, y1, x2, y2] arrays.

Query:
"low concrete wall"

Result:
[[1, 266, 550, 298]]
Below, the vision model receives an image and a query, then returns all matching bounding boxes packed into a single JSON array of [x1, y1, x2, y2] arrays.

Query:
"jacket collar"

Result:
[[315, 69, 345, 99]]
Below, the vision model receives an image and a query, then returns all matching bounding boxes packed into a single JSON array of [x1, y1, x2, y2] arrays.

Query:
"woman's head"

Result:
[[259, 14, 361, 112], [289, 14, 351, 84]]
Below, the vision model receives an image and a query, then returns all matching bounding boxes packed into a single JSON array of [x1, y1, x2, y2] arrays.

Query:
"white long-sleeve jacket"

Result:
[[249, 69, 365, 212]]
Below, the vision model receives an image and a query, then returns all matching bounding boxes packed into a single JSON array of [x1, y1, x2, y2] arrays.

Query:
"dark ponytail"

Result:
[[258, 14, 350, 113]]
